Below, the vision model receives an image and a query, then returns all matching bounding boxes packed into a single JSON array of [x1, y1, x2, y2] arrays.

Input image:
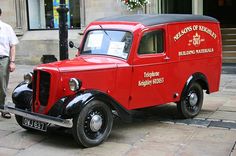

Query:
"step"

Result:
[[223, 57, 236, 63], [222, 34, 236, 40], [222, 51, 236, 57], [222, 45, 236, 51], [222, 39, 236, 45], [221, 28, 236, 34], [221, 28, 236, 63]]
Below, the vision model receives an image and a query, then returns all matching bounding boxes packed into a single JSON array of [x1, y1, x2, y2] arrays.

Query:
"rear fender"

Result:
[[181, 72, 209, 100]]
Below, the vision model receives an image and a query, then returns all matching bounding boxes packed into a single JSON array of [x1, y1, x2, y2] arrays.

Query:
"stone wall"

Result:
[[0, 0, 17, 28], [1, 0, 154, 65], [84, 0, 131, 25], [16, 30, 80, 65]]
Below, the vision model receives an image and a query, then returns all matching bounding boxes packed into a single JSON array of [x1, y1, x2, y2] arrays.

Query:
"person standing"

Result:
[[0, 8, 19, 118]]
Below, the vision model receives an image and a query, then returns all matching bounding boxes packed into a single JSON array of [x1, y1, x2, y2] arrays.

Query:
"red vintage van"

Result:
[[7, 14, 222, 147]]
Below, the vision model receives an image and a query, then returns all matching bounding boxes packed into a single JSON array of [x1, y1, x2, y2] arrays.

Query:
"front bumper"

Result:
[[5, 104, 73, 128]]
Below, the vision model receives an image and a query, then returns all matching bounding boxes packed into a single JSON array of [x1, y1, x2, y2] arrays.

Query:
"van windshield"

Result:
[[82, 30, 133, 59]]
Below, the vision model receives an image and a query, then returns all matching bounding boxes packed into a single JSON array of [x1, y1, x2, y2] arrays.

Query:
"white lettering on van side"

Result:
[[144, 71, 160, 79], [198, 25, 217, 39], [138, 71, 164, 87], [173, 26, 192, 41], [178, 48, 214, 56], [173, 25, 217, 42], [138, 80, 153, 87]]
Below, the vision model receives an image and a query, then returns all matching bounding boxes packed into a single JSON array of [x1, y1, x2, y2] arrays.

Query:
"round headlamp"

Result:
[[69, 78, 81, 91], [24, 72, 33, 84]]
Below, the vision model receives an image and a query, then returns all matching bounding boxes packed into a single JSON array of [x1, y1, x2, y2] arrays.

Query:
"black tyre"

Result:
[[177, 83, 203, 119], [72, 100, 113, 147], [15, 115, 34, 131]]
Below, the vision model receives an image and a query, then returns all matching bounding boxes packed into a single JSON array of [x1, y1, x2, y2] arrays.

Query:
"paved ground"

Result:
[[0, 65, 236, 156]]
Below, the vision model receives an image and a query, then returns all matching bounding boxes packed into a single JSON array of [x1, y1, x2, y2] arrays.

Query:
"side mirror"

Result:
[[69, 41, 75, 48], [69, 41, 81, 56], [69, 41, 80, 51]]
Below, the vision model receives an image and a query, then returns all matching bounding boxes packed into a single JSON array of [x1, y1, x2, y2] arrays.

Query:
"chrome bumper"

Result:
[[5, 104, 73, 128]]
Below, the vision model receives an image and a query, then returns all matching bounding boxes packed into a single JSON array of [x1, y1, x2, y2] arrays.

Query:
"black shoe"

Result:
[[1, 112, 11, 119]]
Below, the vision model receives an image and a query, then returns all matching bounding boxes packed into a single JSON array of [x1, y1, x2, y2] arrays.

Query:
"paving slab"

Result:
[[174, 119, 211, 127], [209, 121, 236, 130], [109, 120, 159, 145], [174, 126, 236, 156], [219, 106, 236, 112], [126, 143, 177, 156], [191, 127, 236, 143], [209, 111, 236, 121], [223, 101, 236, 108], [78, 142, 132, 156], [178, 140, 232, 156], [127, 124, 236, 156], [0, 118, 21, 132], [202, 100, 224, 111], [0, 147, 19, 156], [196, 110, 214, 118], [0, 130, 47, 150], [232, 151, 236, 156], [0, 130, 12, 138]]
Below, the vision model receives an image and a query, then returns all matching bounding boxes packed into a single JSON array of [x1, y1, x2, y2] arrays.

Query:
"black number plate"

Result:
[[22, 117, 48, 132]]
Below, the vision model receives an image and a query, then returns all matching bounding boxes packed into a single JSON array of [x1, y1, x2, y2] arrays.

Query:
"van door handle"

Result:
[[164, 56, 170, 61]]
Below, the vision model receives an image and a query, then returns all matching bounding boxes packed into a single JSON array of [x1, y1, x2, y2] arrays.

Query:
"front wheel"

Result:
[[177, 83, 203, 119], [72, 100, 113, 147]]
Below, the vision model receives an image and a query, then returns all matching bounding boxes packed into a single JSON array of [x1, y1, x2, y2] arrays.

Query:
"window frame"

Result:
[[26, 0, 81, 31], [81, 29, 134, 60], [138, 29, 165, 56]]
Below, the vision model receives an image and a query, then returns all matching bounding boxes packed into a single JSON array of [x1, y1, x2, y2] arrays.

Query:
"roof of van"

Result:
[[96, 14, 218, 26]]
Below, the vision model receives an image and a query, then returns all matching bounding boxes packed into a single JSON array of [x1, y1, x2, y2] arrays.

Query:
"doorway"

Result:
[[204, 0, 236, 27], [161, 0, 192, 14]]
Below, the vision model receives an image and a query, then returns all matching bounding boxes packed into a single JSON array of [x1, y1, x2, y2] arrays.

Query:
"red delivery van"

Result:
[[7, 14, 222, 147]]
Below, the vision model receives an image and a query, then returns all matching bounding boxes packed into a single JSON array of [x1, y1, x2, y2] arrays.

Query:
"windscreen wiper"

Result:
[[99, 25, 111, 40]]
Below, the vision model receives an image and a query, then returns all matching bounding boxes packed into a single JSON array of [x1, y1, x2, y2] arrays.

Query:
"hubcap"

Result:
[[189, 92, 198, 106], [90, 114, 103, 132]]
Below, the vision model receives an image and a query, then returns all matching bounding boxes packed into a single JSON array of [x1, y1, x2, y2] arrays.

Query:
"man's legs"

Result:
[[0, 57, 11, 118]]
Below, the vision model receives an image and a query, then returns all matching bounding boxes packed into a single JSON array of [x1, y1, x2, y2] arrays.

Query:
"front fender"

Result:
[[64, 91, 94, 116], [64, 90, 131, 121], [12, 82, 33, 110]]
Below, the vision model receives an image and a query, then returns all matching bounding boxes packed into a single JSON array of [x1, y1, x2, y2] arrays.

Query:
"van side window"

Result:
[[138, 30, 164, 55]]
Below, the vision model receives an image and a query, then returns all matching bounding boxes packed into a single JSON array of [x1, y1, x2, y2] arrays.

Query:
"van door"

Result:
[[129, 28, 176, 109]]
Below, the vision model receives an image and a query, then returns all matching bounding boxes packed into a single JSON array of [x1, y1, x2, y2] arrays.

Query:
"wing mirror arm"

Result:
[[69, 41, 81, 53]]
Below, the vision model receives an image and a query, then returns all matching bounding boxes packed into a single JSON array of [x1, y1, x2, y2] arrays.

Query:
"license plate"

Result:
[[22, 117, 48, 132]]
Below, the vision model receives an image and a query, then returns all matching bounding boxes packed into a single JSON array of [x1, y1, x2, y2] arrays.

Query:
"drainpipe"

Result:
[[57, 0, 69, 60], [192, 0, 203, 15]]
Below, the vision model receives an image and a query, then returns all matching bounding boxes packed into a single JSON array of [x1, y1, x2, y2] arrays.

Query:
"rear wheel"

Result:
[[72, 100, 113, 147], [177, 83, 203, 118]]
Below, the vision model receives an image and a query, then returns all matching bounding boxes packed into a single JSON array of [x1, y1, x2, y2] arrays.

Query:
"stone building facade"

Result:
[[1, 0, 235, 64]]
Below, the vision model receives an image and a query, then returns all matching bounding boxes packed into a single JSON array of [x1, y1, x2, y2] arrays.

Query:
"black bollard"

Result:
[[57, 0, 69, 60]]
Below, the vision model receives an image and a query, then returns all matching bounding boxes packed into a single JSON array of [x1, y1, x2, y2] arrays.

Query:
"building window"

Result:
[[162, 0, 192, 14], [138, 30, 164, 55], [27, 0, 80, 30]]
